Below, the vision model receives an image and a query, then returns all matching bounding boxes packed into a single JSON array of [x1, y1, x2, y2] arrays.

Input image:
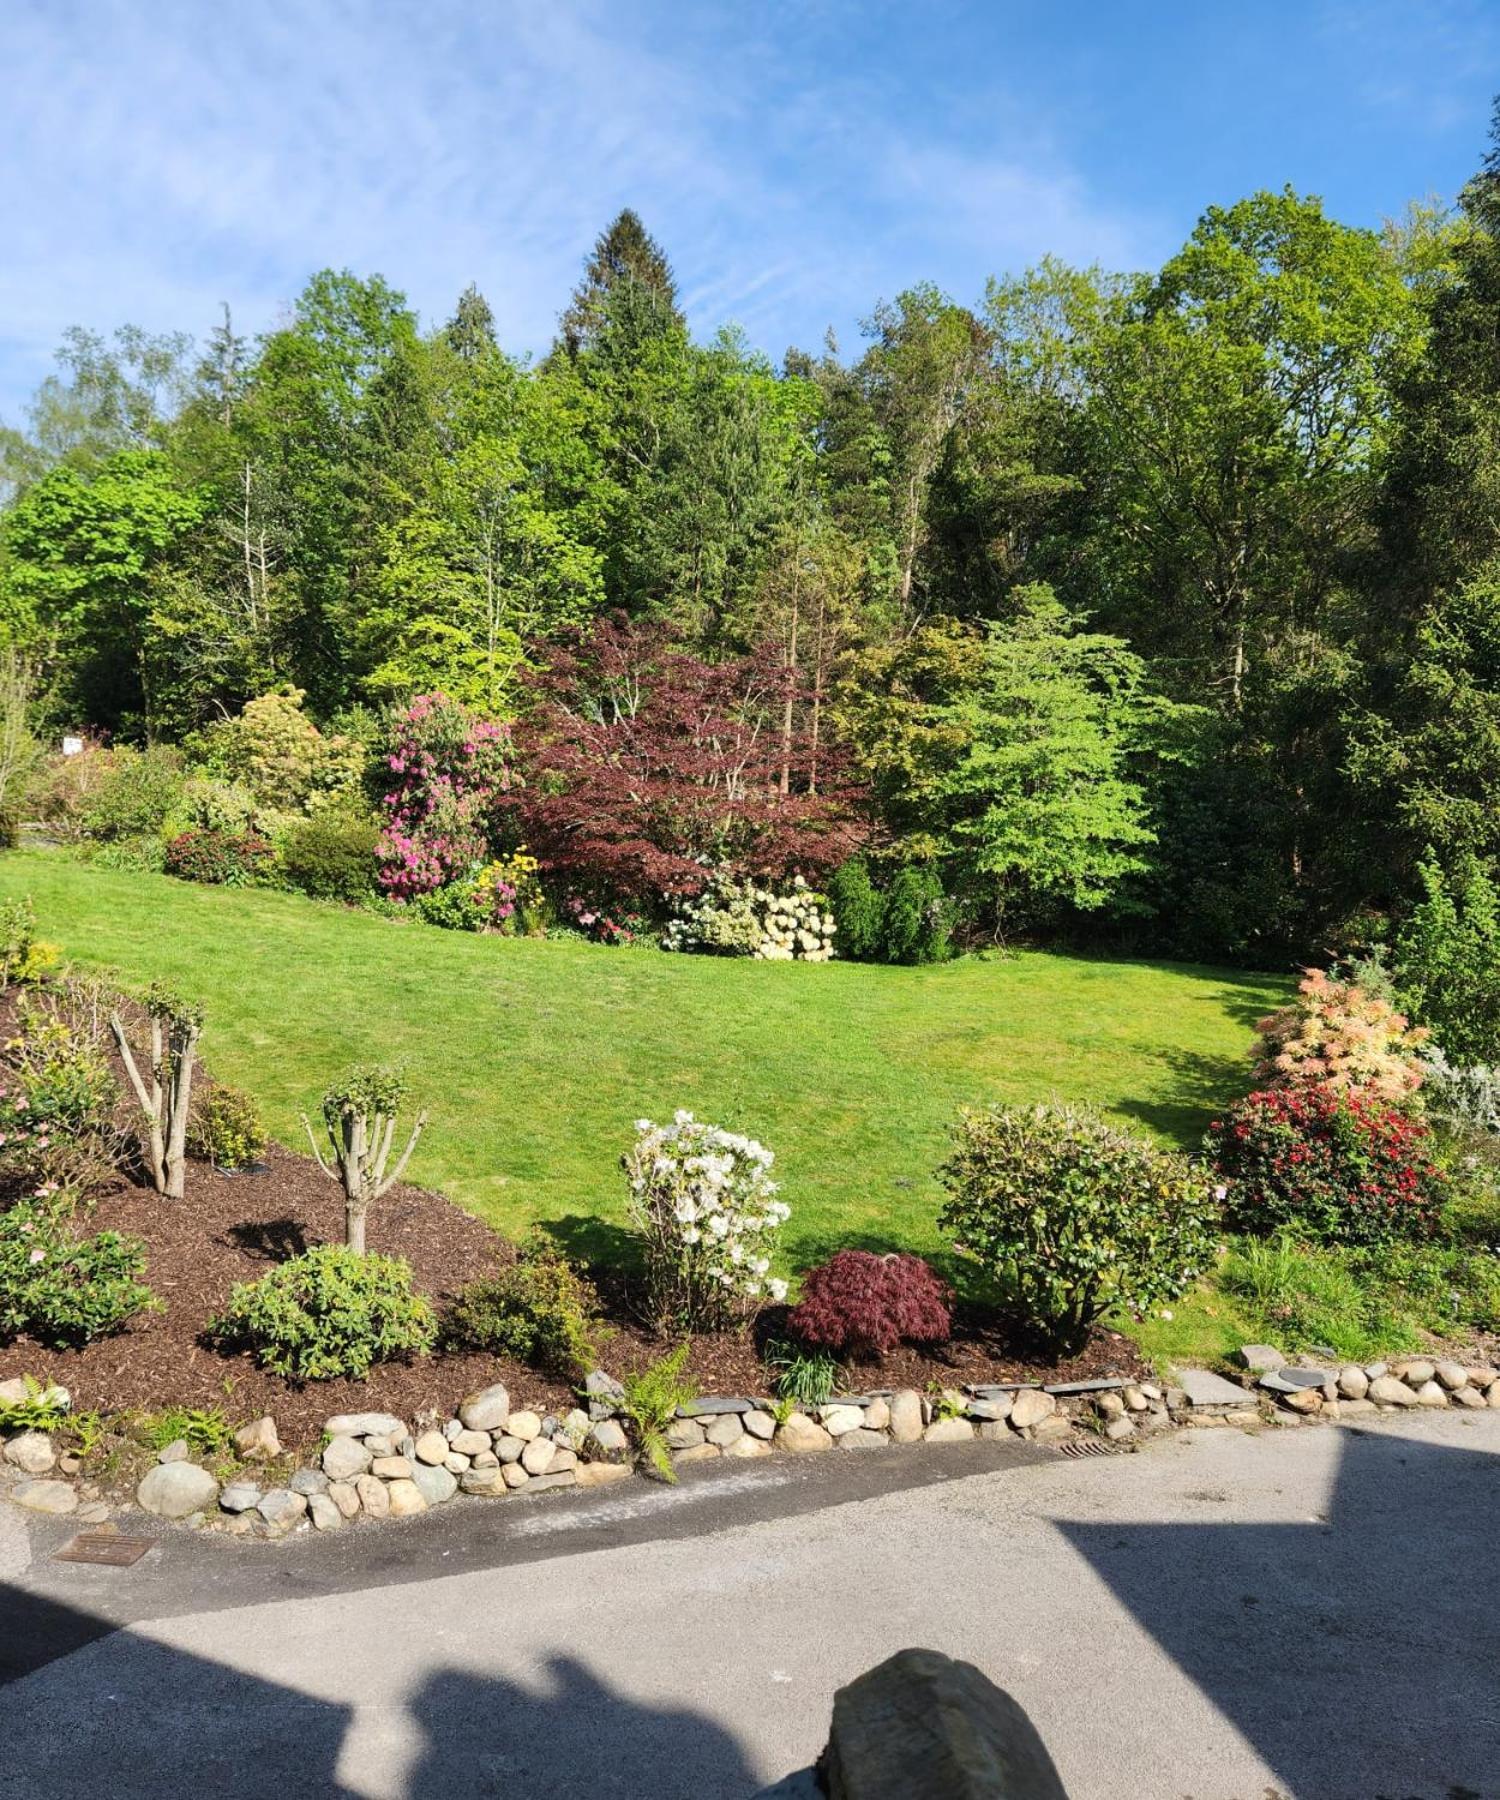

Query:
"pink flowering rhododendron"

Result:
[[375, 693, 514, 899]]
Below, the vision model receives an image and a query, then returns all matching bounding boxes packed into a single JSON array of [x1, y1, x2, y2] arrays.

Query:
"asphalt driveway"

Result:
[[2, 1411, 1496, 1799]]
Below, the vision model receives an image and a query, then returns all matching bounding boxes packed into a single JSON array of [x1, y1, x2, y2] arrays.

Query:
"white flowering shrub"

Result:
[[661, 872, 835, 962], [623, 1111, 791, 1330], [1420, 1047, 1500, 1138]]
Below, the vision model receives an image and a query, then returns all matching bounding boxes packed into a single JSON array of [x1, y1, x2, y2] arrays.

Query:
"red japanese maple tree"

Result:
[[506, 615, 871, 902]]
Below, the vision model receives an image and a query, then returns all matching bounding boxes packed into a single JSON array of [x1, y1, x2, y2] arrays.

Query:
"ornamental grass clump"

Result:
[[939, 1102, 1217, 1354], [623, 1111, 790, 1332], [787, 1250, 952, 1359]]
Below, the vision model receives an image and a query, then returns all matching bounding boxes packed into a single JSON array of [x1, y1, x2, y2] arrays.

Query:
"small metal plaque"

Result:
[[53, 1532, 154, 1567]]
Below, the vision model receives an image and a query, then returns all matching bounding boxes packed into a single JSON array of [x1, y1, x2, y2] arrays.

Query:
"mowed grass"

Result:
[[6, 850, 1288, 1272]]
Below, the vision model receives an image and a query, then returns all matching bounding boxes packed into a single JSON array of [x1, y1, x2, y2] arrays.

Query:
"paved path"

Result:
[[3, 1411, 1498, 1799]]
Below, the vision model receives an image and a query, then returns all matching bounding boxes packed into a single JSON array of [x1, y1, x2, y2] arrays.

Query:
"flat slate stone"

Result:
[[1175, 1368, 1257, 1409], [965, 1383, 1042, 1397], [1260, 1367, 1333, 1393], [1042, 1378, 1127, 1395], [677, 1397, 753, 1417]]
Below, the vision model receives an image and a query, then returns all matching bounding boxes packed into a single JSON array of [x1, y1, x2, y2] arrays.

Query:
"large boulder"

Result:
[[138, 1461, 219, 1519], [458, 1384, 511, 1433], [1009, 1390, 1056, 1431], [776, 1414, 833, 1454], [233, 1415, 281, 1462], [323, 1412, 404, 1439], [3, 1432, 56, 1475], [819, 1648, 1068, 1799]]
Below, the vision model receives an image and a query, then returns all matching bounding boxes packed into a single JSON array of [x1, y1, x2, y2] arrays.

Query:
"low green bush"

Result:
[[81, 745, 185, 842], [0, 896, 58, 989], [0, 1194, 158, 1347], [187, 1083, 266, 1171], [164, 826, 276, 886], [939, 1101, 1217, 1352], [413, 880, 486, 931], [443, 1239, 599, 1374], [281, 811, 381, 902], [209, 1245, 435, 1379]]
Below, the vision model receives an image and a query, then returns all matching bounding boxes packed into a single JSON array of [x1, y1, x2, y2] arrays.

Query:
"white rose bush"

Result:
[[624, 1110, 791, 1330]]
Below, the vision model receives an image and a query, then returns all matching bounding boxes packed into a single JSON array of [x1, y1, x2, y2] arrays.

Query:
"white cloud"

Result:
[[0, 0, 1160, 414]]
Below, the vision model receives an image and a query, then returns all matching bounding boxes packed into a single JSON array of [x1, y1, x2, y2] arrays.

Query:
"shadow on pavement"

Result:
[[405, 1657, 759, 1797], [1060, 1424, 1500, 1800], [0, 1582, 760, 1798]]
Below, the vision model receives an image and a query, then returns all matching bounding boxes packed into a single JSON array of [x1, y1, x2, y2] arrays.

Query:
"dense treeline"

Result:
[[9, 111, 1500, 964]]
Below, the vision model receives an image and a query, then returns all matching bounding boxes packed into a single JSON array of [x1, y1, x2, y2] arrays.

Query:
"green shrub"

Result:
[[878, 864, 952, 964], [171, 776, 268, 838], [413, 879, 486, 931], [826, 859, 885, 961], [188, 1084, 266, 1171], [620, 1342, 697, 1482], [209, 1245, 435, 1379], [1, 982, 123, 1193], [1394, 853, 1500, 1065], [87, 834, 167, 874], [164, 826, 275, 886], [0, 896, 58, 989], [0, 1194, 158, 1347], [189, 688, 366, 812], [443, 1239, 599, 1374], [82, 745, 185, 841], [939, 1102, 1217, 1351], [281, 810, 381, 902]]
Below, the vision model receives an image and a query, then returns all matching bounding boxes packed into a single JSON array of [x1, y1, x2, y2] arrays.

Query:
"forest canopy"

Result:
[[6, 126, 1500, 966]]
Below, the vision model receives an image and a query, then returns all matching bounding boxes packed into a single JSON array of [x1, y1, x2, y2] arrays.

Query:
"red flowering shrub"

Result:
[[164, 827, 274, 886], [376, 694, 513, 900], [1206, 1087, 1443, 1246], [787, 1250, 952, 1358], [506, 615, 870, 905]]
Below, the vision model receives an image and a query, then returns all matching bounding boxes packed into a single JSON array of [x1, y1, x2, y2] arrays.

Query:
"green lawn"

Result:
[[6, 849, 1288, 1280]]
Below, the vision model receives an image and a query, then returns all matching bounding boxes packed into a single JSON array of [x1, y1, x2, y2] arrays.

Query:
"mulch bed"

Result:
[[0, 988, 1148, 1451], [0, 1136, 1147, 1449]]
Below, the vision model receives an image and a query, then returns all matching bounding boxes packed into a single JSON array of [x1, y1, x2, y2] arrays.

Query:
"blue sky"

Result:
[[2, 0, 1497, 421]]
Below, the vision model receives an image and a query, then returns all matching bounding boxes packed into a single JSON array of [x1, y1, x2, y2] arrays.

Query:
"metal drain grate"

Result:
[[1054, 1437, 1128, 1459], [53, 1532, 154, 1567]]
